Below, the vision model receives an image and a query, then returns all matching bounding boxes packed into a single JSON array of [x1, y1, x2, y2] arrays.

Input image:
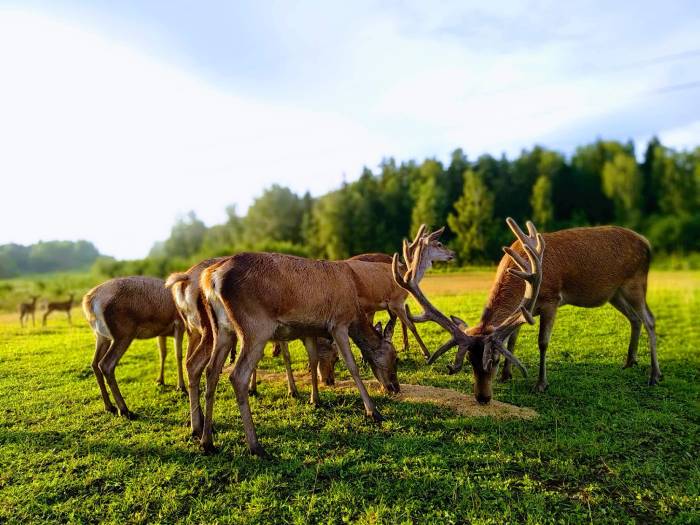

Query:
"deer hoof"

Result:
[[370, 408, 384, 423], [533, 381, 549, 393], [287, 389, 299, 399], [648, 375, 661, 386], [105, 406, 117, 415], [623, 359, 638, 369], [156, 379, 165, 386], [499, 373, 513, 383], [120, 409, 137, 420], [201, 443, 218, 455], [250, 444, 270, 458]]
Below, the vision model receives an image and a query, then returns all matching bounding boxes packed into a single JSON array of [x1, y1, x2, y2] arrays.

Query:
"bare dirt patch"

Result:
[[257, 370, 538, 420]]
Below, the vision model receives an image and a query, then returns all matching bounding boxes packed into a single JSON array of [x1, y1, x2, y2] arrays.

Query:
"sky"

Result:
[[1, 1, 699, 259]]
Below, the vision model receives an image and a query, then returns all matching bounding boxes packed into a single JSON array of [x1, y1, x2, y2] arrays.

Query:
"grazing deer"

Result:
[[166, 258, 332, 438], [485, 224, 660, 391], [393, 219, 544, 404], [19, 295, 39, 327], [42, 293, 75, 326], [82, 277, 185, 419], [349, 233, 455, 359], [199, 253, 399, 456]]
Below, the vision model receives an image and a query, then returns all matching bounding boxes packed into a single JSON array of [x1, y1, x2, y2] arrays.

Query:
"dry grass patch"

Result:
[[257, 370, 538, 420]]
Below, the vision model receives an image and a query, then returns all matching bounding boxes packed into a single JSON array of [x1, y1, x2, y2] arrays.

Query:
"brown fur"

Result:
[[198, 252, 399, 455], [474, 225, 659, 390], [82, 276, 185, 418], [19, 295, 39, 327], [42, 294, 75, 326]]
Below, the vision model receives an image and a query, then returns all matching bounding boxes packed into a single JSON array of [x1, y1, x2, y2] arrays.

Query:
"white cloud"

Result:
[[0, 10, 394, 258]]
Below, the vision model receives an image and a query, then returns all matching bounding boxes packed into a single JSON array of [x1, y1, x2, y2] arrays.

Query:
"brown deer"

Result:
[[199, 253, 399, 456], [348, 232, 455, 359], [19, 295, 39, 327], [482, 224, 660, 391], [82, 277, 185, 419], [166, 258, 332, 438], [42, 293, 75, 326], [393, 218, 544, 404]]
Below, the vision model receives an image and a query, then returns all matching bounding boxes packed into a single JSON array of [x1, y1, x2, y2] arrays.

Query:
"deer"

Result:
[[479, 224, 660, 391], [42, 293, 75, 326], [393, 218, 544, 404], [19, 295, 39, 327], [82, 277, 185, 419], [348, 232, 455, 359], [166, 258, 336, 438], [198, 253, 399, 456]]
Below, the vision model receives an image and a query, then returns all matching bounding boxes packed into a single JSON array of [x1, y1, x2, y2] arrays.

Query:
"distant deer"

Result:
[[19, 295, 39, 327], [199, 253, 399, 456], [42, 293, 75, 326], [82, 277, 185, 419], [393, 219, 544, 404]]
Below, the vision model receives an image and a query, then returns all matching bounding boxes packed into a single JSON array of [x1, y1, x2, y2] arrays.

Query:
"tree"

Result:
[[530, 175, 554, 230], [447, 170, 497, 262], [158, 211, 207, 258], [411, 159, 448, 235], [243, 185, 305, 245], [602, 152, 642, 226]]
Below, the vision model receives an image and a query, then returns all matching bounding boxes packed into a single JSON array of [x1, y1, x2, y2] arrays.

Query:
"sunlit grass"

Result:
[[0, 271, 698, 523]]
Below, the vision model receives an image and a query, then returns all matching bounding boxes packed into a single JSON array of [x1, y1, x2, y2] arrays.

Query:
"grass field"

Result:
[[0, 270, 698, 523]]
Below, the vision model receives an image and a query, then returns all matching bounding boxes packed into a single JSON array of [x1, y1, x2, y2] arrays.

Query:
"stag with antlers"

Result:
[[393, 218, 544, 404]]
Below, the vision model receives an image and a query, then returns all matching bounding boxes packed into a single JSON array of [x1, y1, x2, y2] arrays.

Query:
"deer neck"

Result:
[[348, 319, 380, 359], [413, 258, 433, 283], [477, 270, 525, 330]]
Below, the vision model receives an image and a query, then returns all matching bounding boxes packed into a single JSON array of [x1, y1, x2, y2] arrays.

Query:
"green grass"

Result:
[[0, 272, 698, 524]]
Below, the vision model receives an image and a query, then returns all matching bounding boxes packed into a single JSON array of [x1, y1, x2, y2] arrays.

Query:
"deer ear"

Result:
[[427, 226, 446, 242], [374, 321, 382, 334], [383, 316, 397, 340]]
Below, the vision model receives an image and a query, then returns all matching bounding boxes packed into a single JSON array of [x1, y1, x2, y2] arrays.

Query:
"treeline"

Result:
[[0, 240, 100, 278], [95, 137, 700, 278]]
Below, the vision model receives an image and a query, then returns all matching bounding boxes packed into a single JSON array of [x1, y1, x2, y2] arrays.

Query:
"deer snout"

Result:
[[475, 393, 491, 405]]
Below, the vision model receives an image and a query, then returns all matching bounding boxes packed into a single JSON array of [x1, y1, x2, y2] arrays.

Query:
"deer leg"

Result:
[[19, 313, 24, 328], [303, 337, 320, 406], [248, 367, 258, 396], [278, 341, 298, 398], [643, 302, 661, 385], [156, 336, 167, 385], [174, 327, 186, 393], [42, 310, 50, 327], [401, 320, 409, 353], [67, 308, 72, 325], [99, 335, 135, 418], [332, 326, 382, 422], [229, 336, 268, 457], [200, 328, 236, 453], [31, 311, 35, 327], [92, 335, 115, 414], [610, 293, 641, 368], [395, 306, 431, 360], [499, 326, 521, 383], [619, 285, 662, 385], [534, 307, 556, 393], [186, 331, 215, 439]]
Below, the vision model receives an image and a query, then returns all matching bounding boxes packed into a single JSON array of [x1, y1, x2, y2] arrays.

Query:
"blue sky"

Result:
[[1, 1, 699, 258]]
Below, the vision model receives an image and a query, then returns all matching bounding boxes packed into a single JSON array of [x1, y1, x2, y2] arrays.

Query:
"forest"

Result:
[[94, 136, 698, 278], [5, 137, 697, 280]]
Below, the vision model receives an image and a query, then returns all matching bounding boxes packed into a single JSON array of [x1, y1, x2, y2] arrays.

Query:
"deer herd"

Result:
[[21, 219, 661, 457]]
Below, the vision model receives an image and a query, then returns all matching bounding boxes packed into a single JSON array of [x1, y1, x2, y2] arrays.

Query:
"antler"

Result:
[[392, 233, 474, 364], [480, 218, 545, 374]]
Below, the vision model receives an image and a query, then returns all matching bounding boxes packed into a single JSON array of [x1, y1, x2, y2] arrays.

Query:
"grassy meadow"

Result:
[[0, 270, 698, 523]]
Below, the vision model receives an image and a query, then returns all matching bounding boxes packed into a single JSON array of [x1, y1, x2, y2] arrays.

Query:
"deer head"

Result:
[[392, 218, 544, 404]]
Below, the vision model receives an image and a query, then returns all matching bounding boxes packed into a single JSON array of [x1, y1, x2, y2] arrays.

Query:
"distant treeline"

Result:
[[0, 240, 100, 278], [94, 136, 700, 278]]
